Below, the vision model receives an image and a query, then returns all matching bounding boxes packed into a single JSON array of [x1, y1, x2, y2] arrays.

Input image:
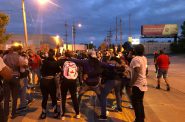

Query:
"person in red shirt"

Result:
[[156, 50, 170, 91], [28, 50, 42, 86]]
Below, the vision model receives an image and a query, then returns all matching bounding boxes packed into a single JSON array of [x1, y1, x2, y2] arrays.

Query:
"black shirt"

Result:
[[41, 57, 61, 77]]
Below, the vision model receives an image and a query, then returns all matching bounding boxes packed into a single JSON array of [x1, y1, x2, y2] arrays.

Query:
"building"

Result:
[[142, 42, 171, 54], [0, 34, 63, 51], [0, 34, 89, 53]]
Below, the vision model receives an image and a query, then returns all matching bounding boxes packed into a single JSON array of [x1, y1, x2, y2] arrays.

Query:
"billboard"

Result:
[[141, 24, 178, 37]]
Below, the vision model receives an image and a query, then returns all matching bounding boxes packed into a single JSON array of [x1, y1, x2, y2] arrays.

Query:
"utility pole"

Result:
[[129, 13, 131, 37], [115, 16, 118, 47], [72, 23, 76, 52], [107, 28, 112, 49], [120, 18, 123, 50], [64, 21, 68, 50], [22, 0, 28, 48]]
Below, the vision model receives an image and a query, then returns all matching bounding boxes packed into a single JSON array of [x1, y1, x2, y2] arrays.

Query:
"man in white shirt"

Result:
[[130, 44, 147, 122]]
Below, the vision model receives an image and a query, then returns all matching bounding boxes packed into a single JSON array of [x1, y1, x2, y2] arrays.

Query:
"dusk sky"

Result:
[[0, 0, 185, 46]]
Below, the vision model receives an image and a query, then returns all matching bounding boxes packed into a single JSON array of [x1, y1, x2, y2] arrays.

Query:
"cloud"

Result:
[[0, 0, 185, 46]]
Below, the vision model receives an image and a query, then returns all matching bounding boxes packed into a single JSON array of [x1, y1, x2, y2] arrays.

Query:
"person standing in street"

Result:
[[153, 51, 159, 73], [58, 51, 80, 120], [0, 57, 13, 122], [40, 49, 61, 119], [156, 50, 170, 91], [3, 46, 21, 120], [130, 44, 148, 122], [28, 50, 42, 86]]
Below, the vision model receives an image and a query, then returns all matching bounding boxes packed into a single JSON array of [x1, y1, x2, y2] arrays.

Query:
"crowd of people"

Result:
[[0, 44, 152, 122]]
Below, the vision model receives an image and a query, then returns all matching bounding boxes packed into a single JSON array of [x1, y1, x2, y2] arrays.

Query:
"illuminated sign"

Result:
[[141, 24, 178, 37]]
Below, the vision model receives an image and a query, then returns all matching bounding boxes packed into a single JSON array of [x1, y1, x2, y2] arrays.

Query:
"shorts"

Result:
[[157, 69, 168, 78]]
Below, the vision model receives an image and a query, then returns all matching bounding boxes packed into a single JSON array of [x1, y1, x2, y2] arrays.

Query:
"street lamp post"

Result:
[[72, 24, 76, 52], [21, 0, 49, 48], [72, 23, 82, 52], [22, 0, 28, 48]]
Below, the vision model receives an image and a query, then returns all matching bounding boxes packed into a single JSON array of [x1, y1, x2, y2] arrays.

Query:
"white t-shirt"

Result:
[[130, 56, 148, 91], [0, 57, 6, 72]]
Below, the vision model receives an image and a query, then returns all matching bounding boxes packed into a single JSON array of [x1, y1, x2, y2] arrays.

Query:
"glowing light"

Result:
[[53, 35, 60, 45], [78, 23, 82, 28], [38, 0, 49, 5], [13, 42, 23, 47]]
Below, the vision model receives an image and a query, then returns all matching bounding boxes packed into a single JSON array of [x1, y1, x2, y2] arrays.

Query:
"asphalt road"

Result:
[[8, 54, 185, 122]]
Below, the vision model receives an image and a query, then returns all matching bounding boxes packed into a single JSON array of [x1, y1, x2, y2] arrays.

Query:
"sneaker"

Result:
[[128, 104, 133, 109], [167, 85, 170, 91], [98, 115, 108, 120], [11, 113, 19, 119], [75, 114, 81, 119], [17, 106, 27, 111], [54, 112, 61, 119], [27, 99, 33, 105], [156, 85, 160, 89], [106, 110, 109, 115], [114, 108, 122, 112], [61, 116, 65, 120], [39, 112, 46, 119]]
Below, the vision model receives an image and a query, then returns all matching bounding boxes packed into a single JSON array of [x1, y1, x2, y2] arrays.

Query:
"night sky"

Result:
[[0, 0, 185, 46]]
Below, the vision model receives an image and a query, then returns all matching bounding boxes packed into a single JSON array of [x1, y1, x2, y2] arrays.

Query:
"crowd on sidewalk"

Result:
[[0, 44, 170, 122]]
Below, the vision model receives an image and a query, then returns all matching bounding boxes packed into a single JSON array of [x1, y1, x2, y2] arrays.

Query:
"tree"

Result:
[[181, 21, 185, 38], [0, 12, 10, 44], [170, 21, 185, 53]]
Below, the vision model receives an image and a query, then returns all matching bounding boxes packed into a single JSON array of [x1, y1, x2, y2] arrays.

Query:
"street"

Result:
[[8, 54, 185, 122]]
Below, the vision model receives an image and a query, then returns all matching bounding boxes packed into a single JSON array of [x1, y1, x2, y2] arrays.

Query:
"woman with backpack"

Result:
[[58, 51, 80, 120]]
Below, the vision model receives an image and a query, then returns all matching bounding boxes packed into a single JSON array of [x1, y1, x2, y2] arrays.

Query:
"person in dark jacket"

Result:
[[99, 55, 125, 120], [40, 49, 61, 119]]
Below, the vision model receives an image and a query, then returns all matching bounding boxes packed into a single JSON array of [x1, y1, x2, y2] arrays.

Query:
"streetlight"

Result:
[[21, 0, 49, 48], [38, 0, 49, 5]]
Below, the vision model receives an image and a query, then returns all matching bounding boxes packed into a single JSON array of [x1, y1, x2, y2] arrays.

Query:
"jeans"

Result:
[[131, 86, 145, 122], [40, 78, 57, 111], [61, 80, 79, 115], [19, 78, 28, 107], [100, 79, 121, 116], [4, 76, 20, 120], [78, 84, 101, 104]]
